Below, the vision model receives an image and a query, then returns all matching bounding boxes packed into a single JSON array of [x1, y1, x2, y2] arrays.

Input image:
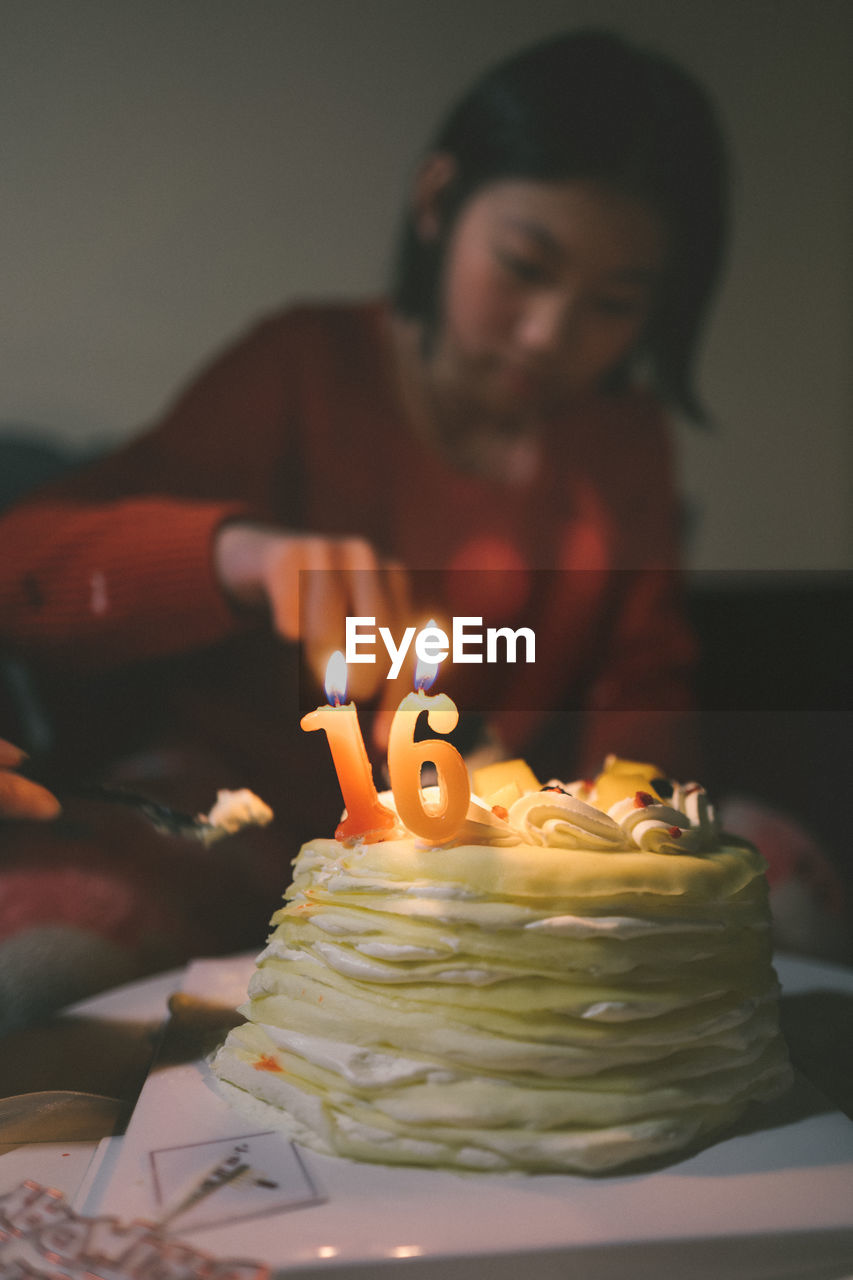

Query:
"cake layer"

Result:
[[291, 834, 769, 908], [213, 1020, 790, 1172]]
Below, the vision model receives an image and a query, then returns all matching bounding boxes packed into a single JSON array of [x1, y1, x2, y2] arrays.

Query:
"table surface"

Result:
[[2, 951, 853, 1279]]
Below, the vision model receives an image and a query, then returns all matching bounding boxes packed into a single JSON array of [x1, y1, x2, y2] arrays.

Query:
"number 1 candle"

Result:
[[300, 650, 396, 843]]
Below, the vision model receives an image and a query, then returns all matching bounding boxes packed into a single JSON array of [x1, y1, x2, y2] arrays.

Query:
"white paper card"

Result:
[[152, 1130, 321, 1232]]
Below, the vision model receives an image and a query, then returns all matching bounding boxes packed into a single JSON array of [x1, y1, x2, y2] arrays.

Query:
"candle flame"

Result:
[[325, 650, 347, 706], [415, 656, 438, 693], [414, 619, 441, 693]]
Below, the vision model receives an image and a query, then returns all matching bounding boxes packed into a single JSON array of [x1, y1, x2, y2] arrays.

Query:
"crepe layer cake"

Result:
[[211, 757, 792, 1173]]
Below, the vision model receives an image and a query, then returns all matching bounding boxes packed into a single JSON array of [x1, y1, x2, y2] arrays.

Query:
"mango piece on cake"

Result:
[[593, 755, 669, 811], [473, 758, 540, 805]]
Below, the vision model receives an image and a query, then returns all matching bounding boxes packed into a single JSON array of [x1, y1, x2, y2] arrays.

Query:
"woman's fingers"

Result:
[[216, 525, 413, 690], [259, 535, 412, 701], [0, 767, 61, 821], [0, 737, 61, 821], [0, 739, 27, 769]]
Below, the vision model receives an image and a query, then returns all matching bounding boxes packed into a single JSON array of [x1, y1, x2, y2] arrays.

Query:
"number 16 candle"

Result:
[[300, 650, 396, 843]]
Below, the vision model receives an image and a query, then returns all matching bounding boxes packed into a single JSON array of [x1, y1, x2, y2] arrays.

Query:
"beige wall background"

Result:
[[2, 0, 851, 572]]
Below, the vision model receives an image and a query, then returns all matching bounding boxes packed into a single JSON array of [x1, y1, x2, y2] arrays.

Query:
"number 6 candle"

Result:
[[300, 650, 396, 842], [387, 656, 470, 844]]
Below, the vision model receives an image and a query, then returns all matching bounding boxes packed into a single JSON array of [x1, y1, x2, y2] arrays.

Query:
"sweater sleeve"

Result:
[[0, 313, 297, 670]]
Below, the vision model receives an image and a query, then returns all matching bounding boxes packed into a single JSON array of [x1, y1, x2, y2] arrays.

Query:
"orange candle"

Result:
[[387, 657, 470, 844], [301, 651, 396, 843]]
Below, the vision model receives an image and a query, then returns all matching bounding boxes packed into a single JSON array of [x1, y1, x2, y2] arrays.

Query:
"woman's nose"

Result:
[[516, 292, 575, 357]]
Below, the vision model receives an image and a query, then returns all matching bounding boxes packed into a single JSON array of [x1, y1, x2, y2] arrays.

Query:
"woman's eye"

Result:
[[595, 295, 646, 317], [496, 250, 549, 285]]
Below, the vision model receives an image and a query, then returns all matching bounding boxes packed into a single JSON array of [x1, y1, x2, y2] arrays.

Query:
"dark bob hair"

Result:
[[391, 29, 729, 422]]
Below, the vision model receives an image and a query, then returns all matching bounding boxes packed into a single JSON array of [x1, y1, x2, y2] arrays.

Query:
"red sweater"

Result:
[[0, 300, 696, 816]]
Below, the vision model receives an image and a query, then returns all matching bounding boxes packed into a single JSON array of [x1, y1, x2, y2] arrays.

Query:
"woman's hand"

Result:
[[0, 740, 61, 821], [214, 522, 411, 700]]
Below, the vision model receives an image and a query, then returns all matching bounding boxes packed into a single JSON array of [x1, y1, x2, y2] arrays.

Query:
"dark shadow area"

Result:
[[0, 1011, 162, 1125], [688, 572, 853, 844], [780, 989, 853, 1121], [153, 992, 245, 1070]]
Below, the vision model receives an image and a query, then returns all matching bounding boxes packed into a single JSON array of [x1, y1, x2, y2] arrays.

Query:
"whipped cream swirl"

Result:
[[506, 782, 717, 855]]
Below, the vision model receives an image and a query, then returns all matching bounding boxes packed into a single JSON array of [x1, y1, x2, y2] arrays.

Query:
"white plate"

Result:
[[80, 954, 853, 1279]]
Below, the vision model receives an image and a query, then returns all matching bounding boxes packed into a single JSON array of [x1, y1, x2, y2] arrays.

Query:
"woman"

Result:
[[0, 31, 732, 1011]]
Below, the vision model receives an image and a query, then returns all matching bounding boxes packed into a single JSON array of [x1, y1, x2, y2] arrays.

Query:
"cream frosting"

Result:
[[199, 788, 274, 843], [211, 761, 791, 1173]]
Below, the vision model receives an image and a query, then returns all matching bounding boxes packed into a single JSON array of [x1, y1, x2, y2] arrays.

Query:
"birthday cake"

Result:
[[210, 756, 791, 1173]]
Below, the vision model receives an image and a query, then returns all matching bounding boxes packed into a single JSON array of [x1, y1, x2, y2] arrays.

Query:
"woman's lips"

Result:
[[498, 362, 547, 401]]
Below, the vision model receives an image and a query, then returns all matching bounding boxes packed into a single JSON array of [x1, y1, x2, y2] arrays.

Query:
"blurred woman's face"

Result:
[[427, 177, 666, 420]]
